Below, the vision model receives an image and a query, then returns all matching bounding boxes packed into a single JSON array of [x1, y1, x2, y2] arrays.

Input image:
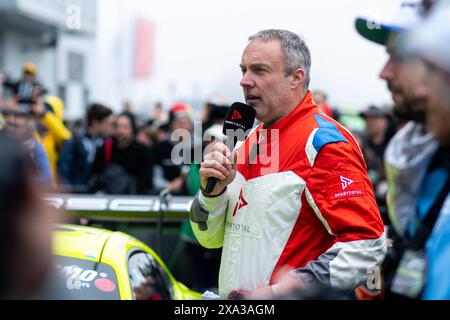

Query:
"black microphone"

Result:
[[204, 102, 256, 194]]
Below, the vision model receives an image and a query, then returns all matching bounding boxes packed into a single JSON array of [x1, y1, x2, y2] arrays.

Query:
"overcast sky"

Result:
[[95, 0, 402, 112]]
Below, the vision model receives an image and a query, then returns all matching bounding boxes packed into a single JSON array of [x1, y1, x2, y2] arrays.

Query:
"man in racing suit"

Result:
[[190, 30, 386, 298]]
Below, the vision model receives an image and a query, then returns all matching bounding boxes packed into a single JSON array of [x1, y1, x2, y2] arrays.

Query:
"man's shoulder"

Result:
[[67, 133, 90, 148], [297, 113, 350, 160]]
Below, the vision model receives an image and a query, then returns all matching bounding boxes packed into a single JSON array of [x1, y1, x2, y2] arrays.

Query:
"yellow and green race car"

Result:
[[52, 224, 201, 300]]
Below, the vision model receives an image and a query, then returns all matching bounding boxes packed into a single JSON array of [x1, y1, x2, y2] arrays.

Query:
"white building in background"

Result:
[[1, 0, 224, 120], [92, 0, 211, 119], [92, 0, 165, 118], [0, 0, 97, 120]]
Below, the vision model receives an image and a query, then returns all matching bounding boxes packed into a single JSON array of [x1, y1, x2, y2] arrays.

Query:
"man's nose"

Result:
[[240, 72, 255, 88], [379, 56, 396, 81]]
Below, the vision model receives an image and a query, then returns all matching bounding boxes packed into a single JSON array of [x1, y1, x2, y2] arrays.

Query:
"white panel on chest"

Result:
[[226, 171, 306, 239]]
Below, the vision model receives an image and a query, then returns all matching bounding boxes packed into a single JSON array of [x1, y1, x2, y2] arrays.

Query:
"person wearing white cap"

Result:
[[355, 0, 442, 300], [395, 0, 450, 146], [381, 1, 450, 300], [355, 0, 427, 120]]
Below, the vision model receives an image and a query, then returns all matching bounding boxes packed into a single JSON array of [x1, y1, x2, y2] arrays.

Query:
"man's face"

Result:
[[4, 113, 31, 140], [240, 39, 294, 126], [96, 114, 115, 137], [379, 44, 409, 119], [380, 36, 428, 123], [171, 116, 192, 132], [364, 116, 388, 138], [114, 115, 134, 146], [397, 57, 430, 123], [23, 72, 35, 83]]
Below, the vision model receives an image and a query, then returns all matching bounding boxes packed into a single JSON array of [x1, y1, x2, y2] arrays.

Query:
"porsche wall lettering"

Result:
[[44, 195, 193, 221]]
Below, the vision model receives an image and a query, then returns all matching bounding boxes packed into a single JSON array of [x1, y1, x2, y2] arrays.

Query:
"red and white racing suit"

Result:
[[190, 92, 386, 298]]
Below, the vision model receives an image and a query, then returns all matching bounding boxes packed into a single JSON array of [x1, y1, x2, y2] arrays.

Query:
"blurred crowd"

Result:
[[0, 62, 397, 206], [0, 0, 449, 300], [0, 65, 233, 197]]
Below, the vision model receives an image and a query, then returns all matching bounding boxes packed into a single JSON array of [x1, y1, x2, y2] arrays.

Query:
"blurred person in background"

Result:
[[58, 103, 114, 192], [359, 105, 396, 223], [150, 101, 168, 124], [137, 119, 159, 148], [170, 102, 229, 290], [0, 132, 62, 299], [313, 90, 334, 118], [380, 0, 450, 299], [176, 123, 226, 292], [201, 101, 230, 132], [1, 105, 51, 185], [155, 121, 170, 144], [0, 73, 5, 112], [360, 106, 396, 162], [355, 0, 435, 299], [122, 100, 133, 114], [67, 119, 84, 137], [0, 90, 5, 129], [153, 103, 194, 195], [33, 96, 72, 185], [0, 63, 46, 105], [89, 112, 154, 195]]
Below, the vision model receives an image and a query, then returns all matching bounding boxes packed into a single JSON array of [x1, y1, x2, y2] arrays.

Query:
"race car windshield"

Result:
[[54, 256, 120, 300], [128, 252, 174, 300]]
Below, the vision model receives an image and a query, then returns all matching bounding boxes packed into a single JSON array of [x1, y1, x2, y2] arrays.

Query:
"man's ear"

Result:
[[290, 68, 305, 90]]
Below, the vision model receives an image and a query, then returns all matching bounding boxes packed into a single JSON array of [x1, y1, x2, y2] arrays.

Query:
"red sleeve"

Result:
[[305, 141, 384, 242]]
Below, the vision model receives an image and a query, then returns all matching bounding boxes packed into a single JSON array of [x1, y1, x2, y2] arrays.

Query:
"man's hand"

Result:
[[249, 266, 306, 299], [249, 285, 274, 299], [200, 142, 236, 196]]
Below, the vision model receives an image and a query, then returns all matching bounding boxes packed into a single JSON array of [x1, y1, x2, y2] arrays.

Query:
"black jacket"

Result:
[[89, 138, 154, 195]]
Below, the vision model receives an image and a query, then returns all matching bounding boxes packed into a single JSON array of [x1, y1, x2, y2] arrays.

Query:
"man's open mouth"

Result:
[[246, 95, 261, 102]]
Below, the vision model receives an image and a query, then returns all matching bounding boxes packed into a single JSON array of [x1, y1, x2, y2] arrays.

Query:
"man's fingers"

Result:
[[199, 167, 226, 181], [204, 151, 232, 169], [200, 142, 236, 194], [209, 142, 231, 159], [232, 150, 238, 170], [202, 159, 230, 177]]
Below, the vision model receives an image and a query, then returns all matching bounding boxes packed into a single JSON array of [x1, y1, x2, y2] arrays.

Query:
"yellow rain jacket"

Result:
[[38, 96, 72, 184]]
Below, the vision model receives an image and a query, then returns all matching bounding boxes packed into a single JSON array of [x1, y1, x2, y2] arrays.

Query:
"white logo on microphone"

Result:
[[340, 176, 354, 190]]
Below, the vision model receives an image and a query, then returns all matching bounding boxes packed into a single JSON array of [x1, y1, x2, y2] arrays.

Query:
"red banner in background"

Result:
[[134, 18, 155, 79]]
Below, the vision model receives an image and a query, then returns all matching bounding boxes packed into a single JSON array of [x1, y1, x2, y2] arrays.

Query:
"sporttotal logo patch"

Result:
[[327, 173, 366, 200], [340, 176, 354, 190]]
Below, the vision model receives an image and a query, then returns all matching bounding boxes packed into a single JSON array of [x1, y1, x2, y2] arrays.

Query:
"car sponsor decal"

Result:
[[95, 278, 116, 292], [56, 264, 115, 292]]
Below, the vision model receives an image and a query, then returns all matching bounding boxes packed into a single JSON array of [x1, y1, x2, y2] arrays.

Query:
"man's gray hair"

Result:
[[249, 29, 312, 91]]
